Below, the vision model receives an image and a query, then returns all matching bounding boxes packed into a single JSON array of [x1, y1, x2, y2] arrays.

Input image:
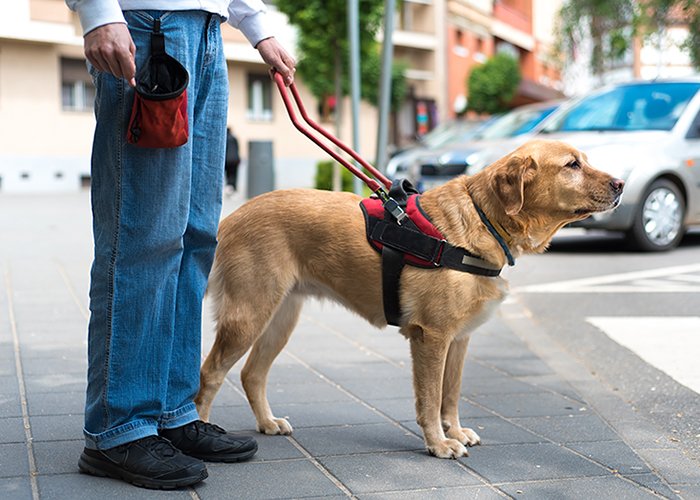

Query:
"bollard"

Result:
[[247, 140, 275, 199]]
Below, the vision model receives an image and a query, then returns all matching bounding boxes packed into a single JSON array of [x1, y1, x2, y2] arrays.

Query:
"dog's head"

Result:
[[472, 139, 624, 252]]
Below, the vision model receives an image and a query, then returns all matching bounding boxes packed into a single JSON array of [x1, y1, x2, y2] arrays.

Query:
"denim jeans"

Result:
[[85, 10, 228, 450]]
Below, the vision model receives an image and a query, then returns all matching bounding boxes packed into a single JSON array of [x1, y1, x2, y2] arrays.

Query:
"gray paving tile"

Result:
[[635, 448, 700, 484], [265, 381, 355, 405], [0, 417, 26, 443], [30, 413, 83, 442], [401, 416, 546, 446], [33, 439, 83, 475], [625, 473, 683, 499], [0, 394, 22, 418], [336, 377, 416, 400], [0, 443, 29, 477], [676, 484, 700, 499], [499, 476, 662, 499], [566, 440, 652, 475], [38, 472, 191, 499], [315, 361, 409, 381], [271, 400, 388, 428], [197, 459, 343, 499], [320, 451, 483, 494], [469, 392, 588, 418], [365, 397, 493, 424], [0, 353, 14, 375], [21, 354, 86, 375], [0, 477, 32, 500], [511, 414, 619, 443], [461, 443, 608, 483], [462, 376, 547, 396], [26, 391, 84, 416], [480, 357, 556, 378], [514, 374, 583, 401], [361, 486, 505, 499], [23, 373, 85, 394], [0, 375, 18, 395], [292, 423, 424, 457]]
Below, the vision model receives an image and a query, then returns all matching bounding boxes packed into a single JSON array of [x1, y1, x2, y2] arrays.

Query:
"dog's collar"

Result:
[[471, 199, 516, 267]]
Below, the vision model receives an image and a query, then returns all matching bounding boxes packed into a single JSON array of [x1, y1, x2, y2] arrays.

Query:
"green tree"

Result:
[[555, 0, 700, 75], [275, 0, 407, 110], [467, 53, 521, 114]]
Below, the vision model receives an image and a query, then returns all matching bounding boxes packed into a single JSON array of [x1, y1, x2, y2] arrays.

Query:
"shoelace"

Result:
[[193, 420, 226, 436], [141, 435, 178, 457]]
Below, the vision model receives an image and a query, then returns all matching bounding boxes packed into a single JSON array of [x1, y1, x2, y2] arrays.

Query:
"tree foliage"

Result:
[[556, 0, 700, 75], [467, 53, 521, 114], [275, 0, 407, 110]]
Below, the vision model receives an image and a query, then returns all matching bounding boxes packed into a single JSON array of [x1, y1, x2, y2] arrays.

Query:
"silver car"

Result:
[[535, 79, 700, 251]]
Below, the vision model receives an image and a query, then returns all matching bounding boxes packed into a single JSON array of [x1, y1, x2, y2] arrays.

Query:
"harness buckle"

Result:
[[381, 196, 408, 225], [432, 239, 446, 267]]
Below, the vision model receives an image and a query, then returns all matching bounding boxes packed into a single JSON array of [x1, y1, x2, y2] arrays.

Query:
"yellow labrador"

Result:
[[195, 139, 624, 458]]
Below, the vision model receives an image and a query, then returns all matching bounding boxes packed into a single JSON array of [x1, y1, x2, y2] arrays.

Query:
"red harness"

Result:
[[359, 185, 504, 326]]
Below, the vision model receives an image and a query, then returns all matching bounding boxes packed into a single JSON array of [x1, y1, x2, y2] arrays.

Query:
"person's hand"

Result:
[[256, 37, 296, 85], [84, 23, 136, 87]]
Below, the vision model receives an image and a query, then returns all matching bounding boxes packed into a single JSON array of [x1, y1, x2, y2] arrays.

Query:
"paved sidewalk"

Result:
[[1, 191, 699, 499]]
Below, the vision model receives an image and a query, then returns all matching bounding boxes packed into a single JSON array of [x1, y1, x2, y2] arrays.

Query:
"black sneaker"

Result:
[[78, 435, 208, 490], [160, 420, 258, 462]]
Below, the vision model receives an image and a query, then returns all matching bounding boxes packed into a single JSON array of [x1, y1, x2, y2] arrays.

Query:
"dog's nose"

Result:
[[610, 178, 625, 194]]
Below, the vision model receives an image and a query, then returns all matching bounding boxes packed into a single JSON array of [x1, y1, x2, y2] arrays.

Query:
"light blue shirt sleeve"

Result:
[[64, 0, 126, 35], [227, 0, 275, 47]]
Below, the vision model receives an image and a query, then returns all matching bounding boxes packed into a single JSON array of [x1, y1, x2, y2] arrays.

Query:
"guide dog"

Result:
[[195, 139, 624, 458]]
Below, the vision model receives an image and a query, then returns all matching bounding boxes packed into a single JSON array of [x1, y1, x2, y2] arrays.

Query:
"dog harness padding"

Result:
[[360, 180, 503, 326]]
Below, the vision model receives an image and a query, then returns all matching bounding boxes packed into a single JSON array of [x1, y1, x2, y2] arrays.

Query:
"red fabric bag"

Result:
[[127, 19, 189, 148]]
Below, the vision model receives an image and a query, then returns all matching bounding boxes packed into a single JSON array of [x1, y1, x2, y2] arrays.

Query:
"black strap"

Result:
[[152, 18, 166, 56], [381, 246, 405, 327]]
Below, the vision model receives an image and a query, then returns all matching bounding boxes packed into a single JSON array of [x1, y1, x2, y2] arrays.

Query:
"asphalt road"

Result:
[[506, 227, 700, 465]]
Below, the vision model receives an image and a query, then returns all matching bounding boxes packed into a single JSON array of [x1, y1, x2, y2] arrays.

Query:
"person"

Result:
[[64, 0, 295, 490], [225, 127, 241, 192]]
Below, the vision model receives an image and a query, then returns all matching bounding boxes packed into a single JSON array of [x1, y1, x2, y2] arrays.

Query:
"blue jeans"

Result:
[[85, 10, 228, 450]]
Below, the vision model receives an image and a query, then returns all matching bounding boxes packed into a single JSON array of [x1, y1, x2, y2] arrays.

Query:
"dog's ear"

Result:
[[491, 155, 538, 216]]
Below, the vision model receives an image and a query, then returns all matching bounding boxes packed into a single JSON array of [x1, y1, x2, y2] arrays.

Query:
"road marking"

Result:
[[514, 263, 700, 293], [587, 316, 700, 394]]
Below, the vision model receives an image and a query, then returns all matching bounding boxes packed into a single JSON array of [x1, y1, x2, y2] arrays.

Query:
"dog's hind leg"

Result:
[[410, 332, 469, 459], [440, 335, 481, 447], [240, 293, 303, 436], [196, 292, 276, 421]]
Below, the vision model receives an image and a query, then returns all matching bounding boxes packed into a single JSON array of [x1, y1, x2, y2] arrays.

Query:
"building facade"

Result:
[[0, 0, 565, 193]]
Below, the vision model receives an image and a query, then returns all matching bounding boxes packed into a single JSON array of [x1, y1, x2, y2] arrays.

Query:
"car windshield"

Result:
[[474, 105, 558, 140], [421, 120, 486, 148], [545, 82, 700, 133]]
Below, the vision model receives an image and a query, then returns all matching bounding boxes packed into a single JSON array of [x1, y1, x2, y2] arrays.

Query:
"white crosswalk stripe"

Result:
[[514, 263, 700, 293], [587, 317, 700, 394]]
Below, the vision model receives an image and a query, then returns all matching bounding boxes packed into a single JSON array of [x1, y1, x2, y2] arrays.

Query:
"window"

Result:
[[247, 73, 273, 121], [61, 58, 95, 112]]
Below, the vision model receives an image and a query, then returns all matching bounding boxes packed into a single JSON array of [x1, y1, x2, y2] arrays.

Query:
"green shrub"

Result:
[[314, 160, 355, 191]]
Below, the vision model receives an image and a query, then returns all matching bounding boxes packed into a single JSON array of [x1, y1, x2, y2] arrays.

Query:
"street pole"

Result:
[[348, 0, 363, 195], [376, 0, 396, 174]]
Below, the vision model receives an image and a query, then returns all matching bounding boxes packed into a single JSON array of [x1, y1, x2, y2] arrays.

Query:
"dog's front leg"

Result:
[[410, 332, 468, 458], [440, 335, 481, 448]]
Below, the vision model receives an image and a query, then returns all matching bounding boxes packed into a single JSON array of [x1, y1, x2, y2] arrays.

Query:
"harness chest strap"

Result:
[[360, 192, 510, 326]]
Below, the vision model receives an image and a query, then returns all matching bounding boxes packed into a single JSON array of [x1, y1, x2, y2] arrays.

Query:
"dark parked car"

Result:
[[409, 100, 562, 191]]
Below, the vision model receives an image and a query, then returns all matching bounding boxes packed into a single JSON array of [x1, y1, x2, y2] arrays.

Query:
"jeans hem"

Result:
[[159, 402, 199, 430], [84, 419, 158, 450]]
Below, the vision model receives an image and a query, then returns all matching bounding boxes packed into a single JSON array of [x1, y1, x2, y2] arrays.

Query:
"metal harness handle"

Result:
[[272, 71, 393, 195]]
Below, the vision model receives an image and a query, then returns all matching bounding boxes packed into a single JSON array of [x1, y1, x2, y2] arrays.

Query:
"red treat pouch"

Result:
[[127, 18, 190, 148]]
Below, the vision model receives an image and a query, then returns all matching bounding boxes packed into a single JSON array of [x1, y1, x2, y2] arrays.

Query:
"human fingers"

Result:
[[84, 23, 136, 85], [257, 38, 296, 85]]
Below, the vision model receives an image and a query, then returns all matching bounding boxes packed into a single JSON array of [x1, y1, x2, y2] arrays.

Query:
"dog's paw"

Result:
[[427, 438, 468, 459], [257, 417, 293, 435], [446, 426, 481, 447]]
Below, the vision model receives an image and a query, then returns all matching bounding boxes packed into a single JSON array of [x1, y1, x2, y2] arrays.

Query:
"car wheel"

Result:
[[628, 179, 685, 251]]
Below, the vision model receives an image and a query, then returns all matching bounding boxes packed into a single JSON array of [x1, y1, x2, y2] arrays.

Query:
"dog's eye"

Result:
[[567, 159, 581, 169]]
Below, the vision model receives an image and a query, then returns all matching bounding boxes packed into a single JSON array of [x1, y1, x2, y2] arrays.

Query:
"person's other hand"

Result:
[[256, 37, 296, 85], [84, 23, 136, 87]]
